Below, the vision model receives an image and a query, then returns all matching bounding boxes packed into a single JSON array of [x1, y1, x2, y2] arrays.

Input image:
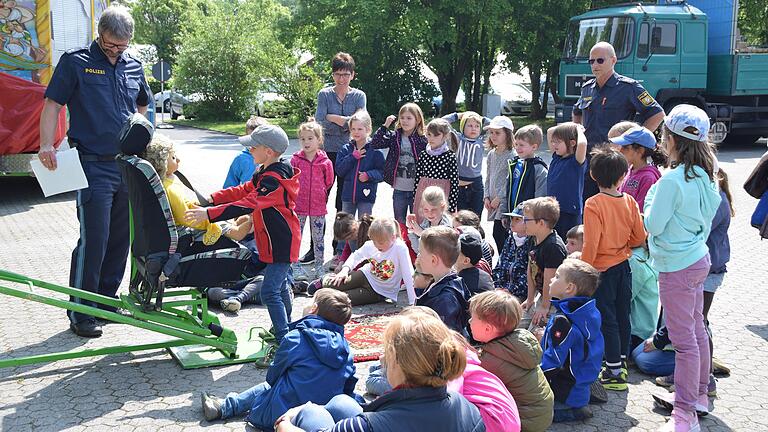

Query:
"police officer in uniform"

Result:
[[37, 6, 149, 337], [573, 41, 665, 200]]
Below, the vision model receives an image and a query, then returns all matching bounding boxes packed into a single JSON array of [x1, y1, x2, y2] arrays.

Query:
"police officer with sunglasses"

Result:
[[37, 5, 150, 338], [572, 41, 665, 200]]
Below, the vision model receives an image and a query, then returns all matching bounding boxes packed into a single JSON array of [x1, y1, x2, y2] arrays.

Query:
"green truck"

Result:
[[555, 0, 768, 145]]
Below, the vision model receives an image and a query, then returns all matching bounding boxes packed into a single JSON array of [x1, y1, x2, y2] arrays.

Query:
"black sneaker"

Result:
[[70, 319, 103, 338], [299, 250, 315, 265], [292, 281, 309, 295], [306, 279, 323, 296], [553, 406, 592, 423], [589, 380, 609, 404]]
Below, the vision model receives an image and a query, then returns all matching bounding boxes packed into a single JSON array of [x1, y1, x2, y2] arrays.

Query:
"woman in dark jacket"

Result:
[[274, 312, 486, 432]]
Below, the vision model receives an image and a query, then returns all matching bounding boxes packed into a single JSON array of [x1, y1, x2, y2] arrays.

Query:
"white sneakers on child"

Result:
[[658, 409, 700, 432]]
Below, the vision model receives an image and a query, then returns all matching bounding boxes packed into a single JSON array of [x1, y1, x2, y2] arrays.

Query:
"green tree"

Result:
[[739, 0, 768, 46], [131, 0, 204, 64], [293, 0, 437, 121], [175, 0, 292, 120]]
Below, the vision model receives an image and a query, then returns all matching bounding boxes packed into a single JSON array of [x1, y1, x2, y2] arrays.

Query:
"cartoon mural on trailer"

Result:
[[0, 0, 49, 82]]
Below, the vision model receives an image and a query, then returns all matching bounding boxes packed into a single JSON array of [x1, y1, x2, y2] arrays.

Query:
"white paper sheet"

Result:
[[30, 148, 89, 197]]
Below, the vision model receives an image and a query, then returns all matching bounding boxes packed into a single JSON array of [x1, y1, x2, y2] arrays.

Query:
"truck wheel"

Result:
[[171, 111, 179, 120], [722, 134, 760, 146], [163, 100, 171, 113]]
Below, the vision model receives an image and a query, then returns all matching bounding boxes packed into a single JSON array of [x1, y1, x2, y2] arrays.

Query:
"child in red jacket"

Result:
[[291, 121, 334, 280], [186, 124, 300, 347]]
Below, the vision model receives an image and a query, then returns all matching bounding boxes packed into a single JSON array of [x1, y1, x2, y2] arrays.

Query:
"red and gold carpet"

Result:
[[345, 312, 399, 362]]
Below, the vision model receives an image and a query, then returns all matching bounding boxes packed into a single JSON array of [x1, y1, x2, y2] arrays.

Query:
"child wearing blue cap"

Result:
[[644, 104, 722, 432], [608, 123, 668, 212]]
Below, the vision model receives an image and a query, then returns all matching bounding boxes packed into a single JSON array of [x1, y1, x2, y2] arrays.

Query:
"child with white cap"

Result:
[[643, 104, 722, 431], [483, 115, 517, 252]]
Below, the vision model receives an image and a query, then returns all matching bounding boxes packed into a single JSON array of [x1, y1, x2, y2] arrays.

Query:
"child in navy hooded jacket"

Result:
[[201, 289, 357, 431], [541, 259, 604, 422]]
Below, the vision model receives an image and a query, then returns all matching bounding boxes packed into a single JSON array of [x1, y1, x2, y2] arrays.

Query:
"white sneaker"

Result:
[[220, 298, 241, 313], [658, 409, 700, 432]]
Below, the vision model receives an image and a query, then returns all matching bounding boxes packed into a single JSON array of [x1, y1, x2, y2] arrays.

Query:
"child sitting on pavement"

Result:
[[453, 209, 494, 267], [520, 197, 568, 331], [565, 225, 584, 255], [308, 217, 415, 306], [406, 186, 452, 254], [200, 289, 357, 430], [542, 258, 604, 423], [415, 225, 471, 334], [471, 290, 554, 432], [455, 229, 493, 297], [493, 203, 533, 303]]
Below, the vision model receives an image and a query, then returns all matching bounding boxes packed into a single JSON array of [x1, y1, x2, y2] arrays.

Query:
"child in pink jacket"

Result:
[[291, 121, 334, 279], [448, 340, 522, 432]]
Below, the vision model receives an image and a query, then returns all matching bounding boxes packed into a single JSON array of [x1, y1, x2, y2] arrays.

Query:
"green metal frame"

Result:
[[0, 269, 269, 369]]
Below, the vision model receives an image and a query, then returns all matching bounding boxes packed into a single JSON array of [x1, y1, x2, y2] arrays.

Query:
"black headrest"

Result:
[[119, 113, 154, 155]]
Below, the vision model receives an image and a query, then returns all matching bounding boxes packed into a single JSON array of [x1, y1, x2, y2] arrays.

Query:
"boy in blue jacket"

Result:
[[201, 289, 357, 431], [415, 225, 471, 334], [542, 258, 604, 423]]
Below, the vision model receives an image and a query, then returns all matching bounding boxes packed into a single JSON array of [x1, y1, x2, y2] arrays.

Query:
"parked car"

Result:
[[495, 82, 533, 115], [153, 91, 189, 120], [255, 80, 287, 117], [431, 89, 466, 116]]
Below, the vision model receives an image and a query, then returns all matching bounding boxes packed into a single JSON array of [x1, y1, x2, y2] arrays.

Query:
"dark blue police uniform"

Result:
[[572, 72, 663, 199], [44, 41, 149, 325]]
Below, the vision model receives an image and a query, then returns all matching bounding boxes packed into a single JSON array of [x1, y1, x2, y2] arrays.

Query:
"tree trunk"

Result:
[[528, 64, 544, 119]]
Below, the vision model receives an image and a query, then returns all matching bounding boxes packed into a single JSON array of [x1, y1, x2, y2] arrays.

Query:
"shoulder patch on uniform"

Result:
[[638, 90, 655, 107], [617, 75, 637, 84], [550, 315, 572, 346], [65, 45, 90, 55]]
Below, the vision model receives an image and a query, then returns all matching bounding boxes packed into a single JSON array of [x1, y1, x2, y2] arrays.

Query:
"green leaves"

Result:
[[174, 0, 293, 120]]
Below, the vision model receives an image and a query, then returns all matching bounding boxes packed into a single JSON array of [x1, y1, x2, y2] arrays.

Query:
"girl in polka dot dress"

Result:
[[413, 118, 459, 219]]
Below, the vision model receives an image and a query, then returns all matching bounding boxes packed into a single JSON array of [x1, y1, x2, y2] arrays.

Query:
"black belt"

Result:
[[79, 154, 117, 162]]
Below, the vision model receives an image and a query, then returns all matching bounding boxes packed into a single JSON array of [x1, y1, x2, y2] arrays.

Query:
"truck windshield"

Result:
[[564, 17, 635, 59]]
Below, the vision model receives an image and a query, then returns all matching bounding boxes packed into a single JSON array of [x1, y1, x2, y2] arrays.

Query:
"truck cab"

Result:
[[556, 1, 768, 144]]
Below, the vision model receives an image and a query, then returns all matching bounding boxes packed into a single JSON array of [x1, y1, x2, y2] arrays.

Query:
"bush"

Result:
[[269, 63, 325, 123], [175, 0, 292, 121]]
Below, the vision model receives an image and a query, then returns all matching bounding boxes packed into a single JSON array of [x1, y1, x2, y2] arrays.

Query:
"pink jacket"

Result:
[[448, 349, 521, 432], [290, 150, 334, 216]]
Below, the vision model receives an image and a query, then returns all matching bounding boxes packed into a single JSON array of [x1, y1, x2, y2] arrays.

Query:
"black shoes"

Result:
[[299, 250, 315, 265], [70, 319, 103, 338]]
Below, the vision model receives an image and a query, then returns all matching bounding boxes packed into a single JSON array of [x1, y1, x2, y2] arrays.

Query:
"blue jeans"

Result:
[[457, 177, 484, 217], [392, 190, 415, 224], [631, 344, 675, 376], [261, 263, 293, 342], [221, 382, 270, 420], [292, 394, 364, 431], [339, 201, 374, 255]]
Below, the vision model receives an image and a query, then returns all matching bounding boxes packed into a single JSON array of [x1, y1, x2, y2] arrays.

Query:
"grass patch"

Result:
[[507, 115, 556, 131], [171, 117, 299, 139]]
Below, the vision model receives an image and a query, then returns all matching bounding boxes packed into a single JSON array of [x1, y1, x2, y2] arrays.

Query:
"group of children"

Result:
[[138, 84, 731, 431]]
